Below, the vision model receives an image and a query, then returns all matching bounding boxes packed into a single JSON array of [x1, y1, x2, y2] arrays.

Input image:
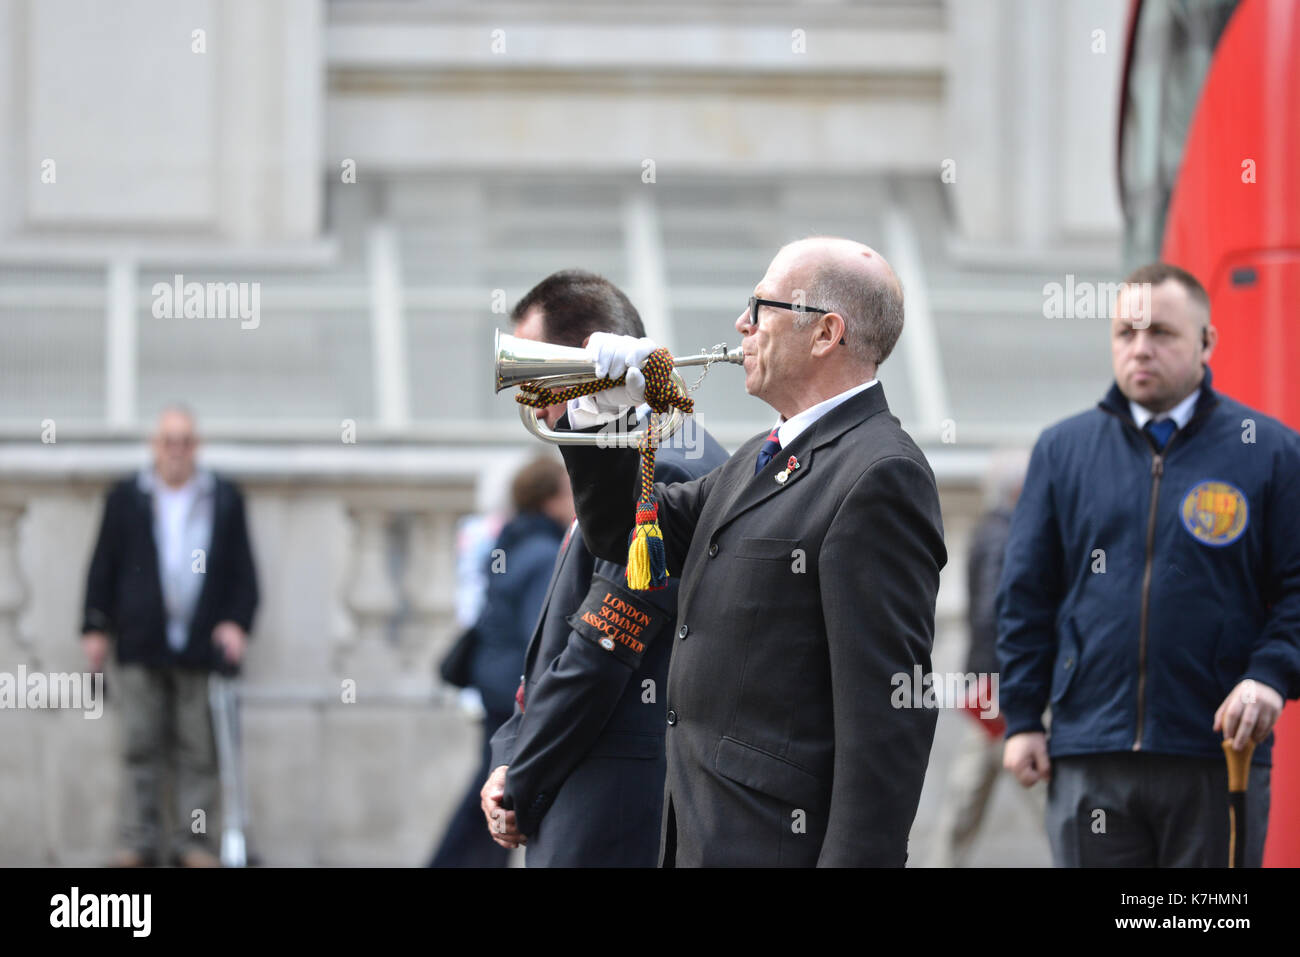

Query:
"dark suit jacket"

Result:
[[491, 425, 729, 866], [559, 384, 946, 866], [82, 472, 259, 675]]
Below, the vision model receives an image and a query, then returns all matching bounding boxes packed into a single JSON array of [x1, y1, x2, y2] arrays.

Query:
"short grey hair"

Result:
[[796, 262, 904, 367]]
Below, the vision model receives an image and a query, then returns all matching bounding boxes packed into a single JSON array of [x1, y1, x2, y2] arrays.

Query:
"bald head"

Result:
[[737, 236, 905, 418], [151, 404, 199, 489], [778, 237, 904, 368], [780, 237, 890, 276]]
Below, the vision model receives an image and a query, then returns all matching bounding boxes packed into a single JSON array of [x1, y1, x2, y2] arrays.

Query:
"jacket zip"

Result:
[[1098, 402, 1206, 751], [1134, 451, 1163, 751], [1097, 382, 1217, 752]]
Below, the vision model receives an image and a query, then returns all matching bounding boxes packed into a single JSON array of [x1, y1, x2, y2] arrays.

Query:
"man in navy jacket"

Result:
[[480, 271, 728, 866], [998, 263, 1300, 866]]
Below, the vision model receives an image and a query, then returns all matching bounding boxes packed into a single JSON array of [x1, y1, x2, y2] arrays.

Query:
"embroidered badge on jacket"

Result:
[[1180, 479, 1248, 547]]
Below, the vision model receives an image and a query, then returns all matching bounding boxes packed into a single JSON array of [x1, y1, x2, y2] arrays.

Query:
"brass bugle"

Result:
[[494, 329, 744, 446]]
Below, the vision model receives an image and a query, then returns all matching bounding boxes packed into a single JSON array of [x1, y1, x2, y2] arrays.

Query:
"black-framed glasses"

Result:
[[747, 296, 845, 345]]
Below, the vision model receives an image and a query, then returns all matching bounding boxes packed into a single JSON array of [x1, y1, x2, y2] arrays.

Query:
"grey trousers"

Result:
[[1046, 752, 1270, 867], [118, 664, 220, 858]]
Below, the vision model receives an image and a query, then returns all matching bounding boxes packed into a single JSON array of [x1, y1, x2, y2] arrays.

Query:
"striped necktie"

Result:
[[754, 427, 781, 475]]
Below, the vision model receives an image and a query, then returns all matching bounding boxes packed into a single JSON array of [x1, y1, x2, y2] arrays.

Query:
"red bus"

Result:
[[1119, 0, 1300, 866]]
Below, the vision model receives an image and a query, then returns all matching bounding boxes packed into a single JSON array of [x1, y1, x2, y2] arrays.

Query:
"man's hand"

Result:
[[82, 631, 110, 673], [565, 333, 657, 428], [1214, 678, 1285, 750], [480, 764, 526, 849], [212, 621, 248, 666], [569, 372, 647, 427], [585, 332, 657, 381], [1004, 731, 1051, 787]]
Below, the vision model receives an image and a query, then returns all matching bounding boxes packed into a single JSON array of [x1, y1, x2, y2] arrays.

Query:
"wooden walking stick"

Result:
[[1221, 738, 1256, 868]]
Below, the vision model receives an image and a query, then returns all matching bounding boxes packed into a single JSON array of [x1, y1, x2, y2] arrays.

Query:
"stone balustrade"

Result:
[[0, 437, 986, 865], [0, 440, 530, 866]]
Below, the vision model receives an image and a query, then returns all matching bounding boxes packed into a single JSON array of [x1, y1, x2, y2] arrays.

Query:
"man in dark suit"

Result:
[[554, 238, 947, 866], [479, 270, 728, 866], [82, 405, 259, 867]]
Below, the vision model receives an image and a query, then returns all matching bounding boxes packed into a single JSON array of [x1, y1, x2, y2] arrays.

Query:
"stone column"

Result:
[[401, 506, 466, 686], [338, 505, 399, 681], [0, 503, 30, 663], [398, 510, 438, 674]]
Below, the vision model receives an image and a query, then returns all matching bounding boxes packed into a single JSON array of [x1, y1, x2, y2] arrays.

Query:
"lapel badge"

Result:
[[775, 456, 800, 485]]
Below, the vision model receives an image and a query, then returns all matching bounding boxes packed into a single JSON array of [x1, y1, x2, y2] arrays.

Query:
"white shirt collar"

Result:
[[774, 379, 878, 448], [1129, 388, 1198, 432]]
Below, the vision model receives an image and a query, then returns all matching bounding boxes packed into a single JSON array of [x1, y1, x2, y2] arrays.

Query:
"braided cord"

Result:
[[515, 375, 622, 409], [514, 348, 692, 590], [514, 348, 693, 434]]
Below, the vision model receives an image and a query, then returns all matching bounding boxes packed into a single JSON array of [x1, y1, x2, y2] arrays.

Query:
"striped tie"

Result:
[[754, 428, 781, 475]]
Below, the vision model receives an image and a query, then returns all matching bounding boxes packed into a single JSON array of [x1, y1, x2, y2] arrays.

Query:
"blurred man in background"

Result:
[[480, 271, 728, 866], [430, 455, 572, 867], [82, 405, 259, 867], [928, 449, 1036, 867], [998, 263, 1300, 866]]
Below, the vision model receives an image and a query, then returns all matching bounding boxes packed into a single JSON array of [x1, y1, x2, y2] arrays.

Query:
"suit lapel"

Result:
[[714, 433, 817, 532], [713, 383, 891, 534], [133, 478, 163, 584], [522, 519, 581, 679]]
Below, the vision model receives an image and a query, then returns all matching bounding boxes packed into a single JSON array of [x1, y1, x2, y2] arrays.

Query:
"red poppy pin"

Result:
[[775, 456, 800, 485]]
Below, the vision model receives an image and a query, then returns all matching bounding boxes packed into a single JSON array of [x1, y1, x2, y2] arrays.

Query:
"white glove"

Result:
[[568, 367, 645, 428], [586, 332, 658, 381]]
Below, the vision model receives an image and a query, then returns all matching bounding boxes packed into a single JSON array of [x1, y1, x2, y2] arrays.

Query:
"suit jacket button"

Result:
[[708, 543, 719, 557], [678, 624, 689, 639], [667, 710, 677, 726]]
